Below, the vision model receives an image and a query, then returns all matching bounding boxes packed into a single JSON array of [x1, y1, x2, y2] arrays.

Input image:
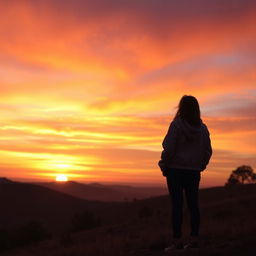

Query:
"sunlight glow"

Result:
[[55, 174, 68, 182], [0, 0, 255, 187]]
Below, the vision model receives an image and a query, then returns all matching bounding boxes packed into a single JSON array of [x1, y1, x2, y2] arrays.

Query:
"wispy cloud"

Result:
[[0, 0, 255, 185]]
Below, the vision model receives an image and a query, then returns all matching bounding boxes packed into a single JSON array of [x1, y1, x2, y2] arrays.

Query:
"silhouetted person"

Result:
[[158, 95, 212, 251]]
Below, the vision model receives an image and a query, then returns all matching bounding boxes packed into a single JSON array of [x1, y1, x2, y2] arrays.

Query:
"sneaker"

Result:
[[164, 242, 183, 252], [184, 241, 199, 249]]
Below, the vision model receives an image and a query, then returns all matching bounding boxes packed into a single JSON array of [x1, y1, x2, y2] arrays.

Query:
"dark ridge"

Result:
[[0, 177, 14, 184]]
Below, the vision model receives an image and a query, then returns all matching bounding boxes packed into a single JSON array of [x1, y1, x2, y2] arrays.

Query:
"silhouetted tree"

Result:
[[226, 165, 256, 186]]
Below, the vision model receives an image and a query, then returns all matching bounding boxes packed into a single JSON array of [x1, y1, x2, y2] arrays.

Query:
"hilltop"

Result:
[[0, 177, 14, 184], [1, 183, 256, 255]]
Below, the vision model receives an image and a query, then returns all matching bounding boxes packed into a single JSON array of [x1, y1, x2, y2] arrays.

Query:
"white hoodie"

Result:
[[158, 117, 212, 174]]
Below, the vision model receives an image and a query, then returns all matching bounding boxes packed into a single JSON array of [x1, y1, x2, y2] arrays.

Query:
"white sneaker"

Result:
[[184, 241, 199, 249], [164, 242, 183, 252]]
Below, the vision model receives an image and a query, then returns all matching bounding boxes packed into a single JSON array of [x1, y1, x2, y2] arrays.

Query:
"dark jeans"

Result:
[[166, 168, 201, 239]]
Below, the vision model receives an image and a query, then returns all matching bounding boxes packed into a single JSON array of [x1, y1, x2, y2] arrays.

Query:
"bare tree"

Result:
[[226, 165, 256, 186]]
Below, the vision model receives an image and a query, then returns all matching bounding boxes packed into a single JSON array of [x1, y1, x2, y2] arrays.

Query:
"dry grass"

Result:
[[3, 184, 256, 256]]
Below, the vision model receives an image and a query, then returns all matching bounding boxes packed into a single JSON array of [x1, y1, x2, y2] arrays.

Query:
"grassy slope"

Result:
[[3, 184, 256, 256], [0, 182, 108, 233]]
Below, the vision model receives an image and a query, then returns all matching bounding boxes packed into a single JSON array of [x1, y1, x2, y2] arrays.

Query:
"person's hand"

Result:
[[162, 169, 168, 177], [158, 160, 165, 170], [158, 160, 169, 176]]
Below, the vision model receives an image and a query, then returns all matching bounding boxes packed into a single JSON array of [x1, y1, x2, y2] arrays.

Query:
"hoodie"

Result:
[[158, 117, 212, 175]]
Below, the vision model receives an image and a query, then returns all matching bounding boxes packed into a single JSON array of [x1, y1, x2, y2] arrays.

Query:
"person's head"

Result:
[[174, 95, 201, 126]]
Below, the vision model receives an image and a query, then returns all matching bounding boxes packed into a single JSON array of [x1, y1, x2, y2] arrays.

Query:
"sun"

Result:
[[55, 174, 68, 182]]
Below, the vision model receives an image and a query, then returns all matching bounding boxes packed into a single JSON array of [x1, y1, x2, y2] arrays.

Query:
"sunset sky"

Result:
[[0, 0, 255, 187]]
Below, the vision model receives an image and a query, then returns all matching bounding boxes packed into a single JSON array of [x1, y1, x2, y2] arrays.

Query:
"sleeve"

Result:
[[158, 121, 178, 176], [202, 126, 212, 170]]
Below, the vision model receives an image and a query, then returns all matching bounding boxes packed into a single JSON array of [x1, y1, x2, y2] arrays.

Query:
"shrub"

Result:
[[71, 211, 100, 232], [13, 220, 50, 247]]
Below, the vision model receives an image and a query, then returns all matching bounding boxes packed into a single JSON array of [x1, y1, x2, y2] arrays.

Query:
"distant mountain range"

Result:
[[36, 180, 168, 202]]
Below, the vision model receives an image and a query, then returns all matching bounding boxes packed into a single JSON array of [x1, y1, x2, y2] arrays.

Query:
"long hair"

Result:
[[174, 95, 201, 126]]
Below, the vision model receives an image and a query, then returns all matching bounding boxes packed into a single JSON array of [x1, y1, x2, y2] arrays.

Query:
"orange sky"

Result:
[[0, 0, 255, 187]]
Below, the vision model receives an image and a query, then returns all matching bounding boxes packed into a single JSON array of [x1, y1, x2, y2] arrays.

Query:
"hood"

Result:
[[176, 118, 203, 141]]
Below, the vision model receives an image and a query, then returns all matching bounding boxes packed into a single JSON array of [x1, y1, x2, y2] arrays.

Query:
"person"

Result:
[[158, 95, 212, 251]]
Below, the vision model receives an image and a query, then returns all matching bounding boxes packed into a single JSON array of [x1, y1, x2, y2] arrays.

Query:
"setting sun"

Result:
[[55, 174, 68, 182], [0, 0, 255, 188]]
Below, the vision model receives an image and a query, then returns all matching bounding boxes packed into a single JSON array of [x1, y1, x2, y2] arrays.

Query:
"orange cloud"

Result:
[[0, 0, 255, 186]]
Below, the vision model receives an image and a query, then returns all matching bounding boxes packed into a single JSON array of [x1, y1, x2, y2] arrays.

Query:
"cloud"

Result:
[[0, 0, 255, 185], [1, 0, 255, 73]]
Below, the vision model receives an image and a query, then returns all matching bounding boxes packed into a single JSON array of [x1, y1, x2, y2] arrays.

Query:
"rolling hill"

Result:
[[1, 179, 256, 255], [36, 181, 168, 202], [0, 178, 108, 233]]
